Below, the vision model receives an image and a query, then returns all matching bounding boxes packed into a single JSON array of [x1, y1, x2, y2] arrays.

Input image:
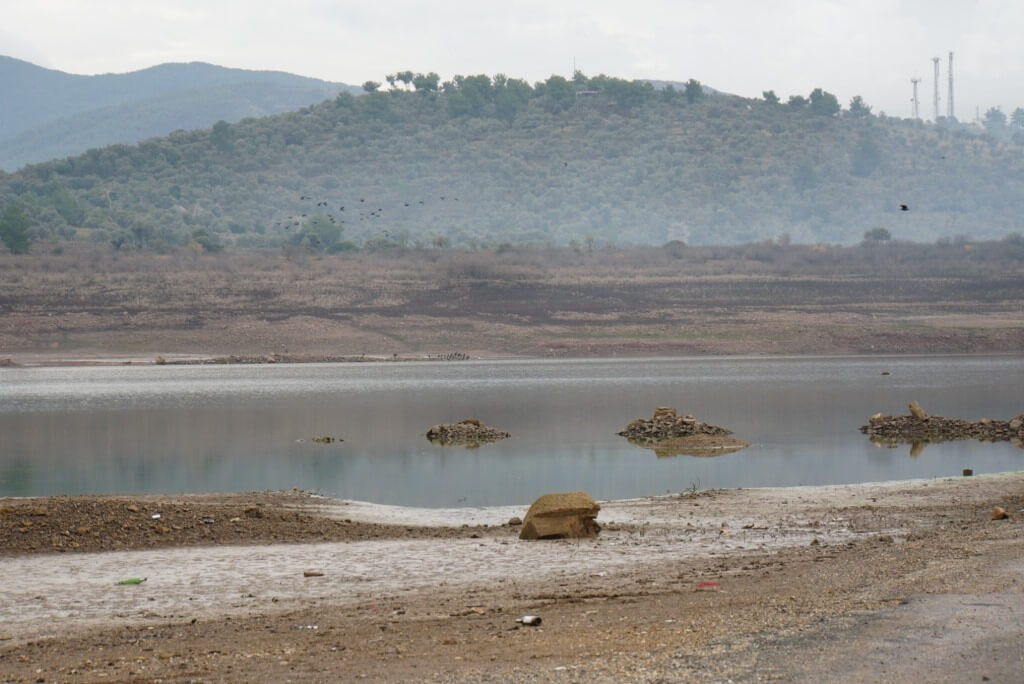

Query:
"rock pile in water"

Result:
[[860, 402, 1024, 445], [426, 418, 510, 447], [618, 407, 735, 445]]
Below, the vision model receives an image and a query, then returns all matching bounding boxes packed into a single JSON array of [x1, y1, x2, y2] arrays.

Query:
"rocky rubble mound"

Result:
[[426, 418, 510, 447], [861, 401, 1024, 445], [618, 407, 735, 444], [618, 407, 749, 456]]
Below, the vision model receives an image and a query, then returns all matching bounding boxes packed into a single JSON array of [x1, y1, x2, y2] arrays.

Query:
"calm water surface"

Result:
[[1, 356, 1021, 506]]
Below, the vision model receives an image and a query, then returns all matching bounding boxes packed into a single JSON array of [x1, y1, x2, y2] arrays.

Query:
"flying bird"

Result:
[[899, 204, 909, 211]]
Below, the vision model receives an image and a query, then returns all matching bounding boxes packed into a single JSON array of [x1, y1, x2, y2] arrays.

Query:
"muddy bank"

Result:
[[1, 474, 1023, 682]]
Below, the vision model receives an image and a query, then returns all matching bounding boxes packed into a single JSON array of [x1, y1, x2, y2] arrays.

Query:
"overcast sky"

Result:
[[3, 0, 1022, 122]]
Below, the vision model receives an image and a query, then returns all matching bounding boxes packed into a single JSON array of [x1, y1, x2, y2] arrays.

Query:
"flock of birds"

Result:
[[270, 191, 912, 241], [274, 193, 460, 232]]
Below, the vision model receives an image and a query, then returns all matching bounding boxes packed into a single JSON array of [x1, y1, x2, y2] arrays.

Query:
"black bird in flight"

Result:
[[899, 204, 909, 211]]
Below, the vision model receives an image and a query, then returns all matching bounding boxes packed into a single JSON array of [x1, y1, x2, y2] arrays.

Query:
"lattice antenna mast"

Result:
[[947, 51, 955, 119], [910, 78, 922, 119], [909, 78, 925, 119], [932, 57, 941, 121]]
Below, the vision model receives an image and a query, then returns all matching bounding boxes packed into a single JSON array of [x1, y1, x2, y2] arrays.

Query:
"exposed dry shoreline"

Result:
[[2, 474, 1023, 682], [2, 249, 1023, 680], [3, 247, 1024, 364]]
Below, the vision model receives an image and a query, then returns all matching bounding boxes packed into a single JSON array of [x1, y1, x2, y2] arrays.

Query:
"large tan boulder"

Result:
[[519, 491, 601, 540]]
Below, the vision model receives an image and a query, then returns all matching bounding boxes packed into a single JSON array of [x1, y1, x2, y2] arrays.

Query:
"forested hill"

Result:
[[0, 57, 359, 171], [1, 71, 1022, 252]]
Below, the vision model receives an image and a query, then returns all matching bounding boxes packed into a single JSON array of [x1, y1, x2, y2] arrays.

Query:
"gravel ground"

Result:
[[1, 473, 1023, 683]]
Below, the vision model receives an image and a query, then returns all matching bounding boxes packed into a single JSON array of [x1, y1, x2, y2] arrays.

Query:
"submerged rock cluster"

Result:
[[618, 407, 735, 444], [617, 407, 750, 457], [426, 418, 511, 447], [860, 401, 1024, 445]]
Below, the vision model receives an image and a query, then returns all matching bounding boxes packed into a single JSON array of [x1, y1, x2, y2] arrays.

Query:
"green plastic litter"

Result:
[[116, 577, 147, 585]]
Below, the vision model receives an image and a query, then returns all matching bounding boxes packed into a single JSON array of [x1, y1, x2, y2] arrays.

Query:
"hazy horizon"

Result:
[[3, 1, 1023, 123]]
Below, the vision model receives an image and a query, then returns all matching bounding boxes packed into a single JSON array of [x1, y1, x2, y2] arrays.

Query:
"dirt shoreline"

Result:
[[2, 474, 1023, 682], [5, 348, 1022, 370], [3, 247, 1024, 363], [0, 351, 519, 368]]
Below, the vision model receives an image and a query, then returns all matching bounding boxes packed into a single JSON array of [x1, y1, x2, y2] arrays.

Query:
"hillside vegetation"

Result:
[[0, 57, 358, 171], [1, 70, 1022, 252]]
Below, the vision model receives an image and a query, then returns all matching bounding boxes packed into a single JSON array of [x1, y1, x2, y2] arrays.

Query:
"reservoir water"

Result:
[[1, 356, 1021, 506]]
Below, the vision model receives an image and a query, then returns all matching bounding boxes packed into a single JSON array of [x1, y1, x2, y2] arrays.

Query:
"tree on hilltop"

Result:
[[493, 74, 532, 122], [535, 74, 576, 112], [1011, 107, 1024, 129], [684, 79, 704, 104], [412, 72, 440, 93], [445, 74, 493, 117], [788, 94, 808, 108], [847, 95, 872, 117], [395, 71, 415, 89], [809, 88, 840, 116], [984, 107, 1007, 133]]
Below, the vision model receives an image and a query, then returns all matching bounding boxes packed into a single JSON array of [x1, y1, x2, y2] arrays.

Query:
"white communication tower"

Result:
[[910, 77, 921, 119], [947, 51, 955, 119]]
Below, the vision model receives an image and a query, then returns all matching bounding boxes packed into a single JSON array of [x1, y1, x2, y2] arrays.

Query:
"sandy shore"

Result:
[[2, 474, 1023, 682]]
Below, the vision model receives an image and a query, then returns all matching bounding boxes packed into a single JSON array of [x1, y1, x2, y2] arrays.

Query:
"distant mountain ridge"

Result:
[[0, 56, 360, 170]]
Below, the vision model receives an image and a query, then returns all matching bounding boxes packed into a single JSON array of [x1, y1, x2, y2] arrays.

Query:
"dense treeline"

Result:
[[1, 70, 1023, 254]]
